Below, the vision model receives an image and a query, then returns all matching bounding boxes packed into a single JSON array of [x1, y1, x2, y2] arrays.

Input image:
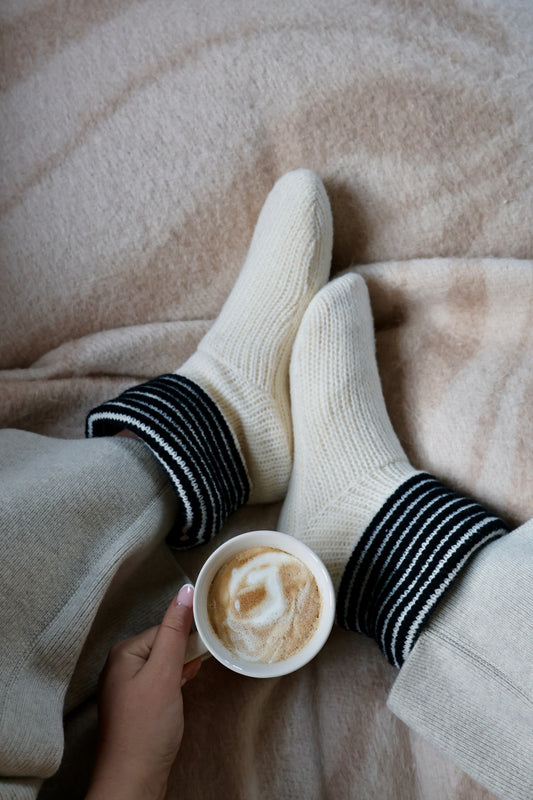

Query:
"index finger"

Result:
[[147, 584, 195, 681]]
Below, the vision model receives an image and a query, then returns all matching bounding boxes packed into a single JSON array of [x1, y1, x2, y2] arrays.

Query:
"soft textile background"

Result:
[[1, 0, 532, 798]]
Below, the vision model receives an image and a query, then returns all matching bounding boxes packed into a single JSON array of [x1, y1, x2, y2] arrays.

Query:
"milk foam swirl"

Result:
[[207, 546, 322, 663]]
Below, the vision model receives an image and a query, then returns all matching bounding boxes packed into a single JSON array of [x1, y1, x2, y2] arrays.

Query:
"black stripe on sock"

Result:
[[116, 378, 245, 534], [370, 491, 478, 635], [337, 473, 508, 668], [86, 374, 250, 547]]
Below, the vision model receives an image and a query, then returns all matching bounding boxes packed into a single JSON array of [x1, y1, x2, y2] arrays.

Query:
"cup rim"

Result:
[[193, 530, 336, 678]]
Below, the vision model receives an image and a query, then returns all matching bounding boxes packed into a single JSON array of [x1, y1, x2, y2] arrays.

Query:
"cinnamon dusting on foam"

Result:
[[207, 546, 322, 663]]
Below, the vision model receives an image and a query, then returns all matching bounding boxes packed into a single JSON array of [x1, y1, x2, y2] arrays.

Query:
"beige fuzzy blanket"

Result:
[[1, 1, 532, 798]]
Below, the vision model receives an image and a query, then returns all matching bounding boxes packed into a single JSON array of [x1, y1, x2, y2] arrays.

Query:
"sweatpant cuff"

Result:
[[86, 374, 250, 547], [388, 628, 533, 800], [337, 473, 507, 667]]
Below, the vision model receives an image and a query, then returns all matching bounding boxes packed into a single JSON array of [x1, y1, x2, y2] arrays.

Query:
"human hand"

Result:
[[85, 585, 201, 800]]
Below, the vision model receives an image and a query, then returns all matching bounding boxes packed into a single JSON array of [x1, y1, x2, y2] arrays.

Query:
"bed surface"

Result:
[[1, 1, 532, 798]]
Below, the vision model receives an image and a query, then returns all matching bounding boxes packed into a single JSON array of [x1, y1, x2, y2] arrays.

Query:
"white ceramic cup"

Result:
[[185, 530, 335, 678]]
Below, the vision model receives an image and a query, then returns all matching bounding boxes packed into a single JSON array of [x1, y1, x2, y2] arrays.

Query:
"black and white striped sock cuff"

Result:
[[86, 374, 250, 548], [337, 473, 508, 668]]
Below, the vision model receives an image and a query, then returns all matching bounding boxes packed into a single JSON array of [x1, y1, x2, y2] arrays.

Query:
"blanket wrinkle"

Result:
[[0, 319, 212, 383]]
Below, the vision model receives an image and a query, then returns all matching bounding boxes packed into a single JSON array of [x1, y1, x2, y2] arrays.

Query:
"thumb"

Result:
[[147, 584, 195, 682]]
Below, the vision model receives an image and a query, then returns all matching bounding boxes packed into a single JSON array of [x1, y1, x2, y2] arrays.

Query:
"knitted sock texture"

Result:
[[86, 374, 249, 547], [279, 272, 509, 669], [88, 170, 332, 543], [337, 472, 509, 667], [178, 168, 332, 503]]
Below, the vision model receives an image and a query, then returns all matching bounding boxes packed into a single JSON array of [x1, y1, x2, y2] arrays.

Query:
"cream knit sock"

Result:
[[178, 168, 332, 502], [278, 273, 508, 667], [88, 169, 332, 546]]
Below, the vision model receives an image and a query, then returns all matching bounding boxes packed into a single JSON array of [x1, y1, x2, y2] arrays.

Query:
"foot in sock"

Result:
[[278, 273, 508, 668], [87, 169, 333, 546]]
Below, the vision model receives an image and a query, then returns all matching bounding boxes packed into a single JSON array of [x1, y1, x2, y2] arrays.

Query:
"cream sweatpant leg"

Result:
[[1, 428, 532, 800], [0, 428, 181, 800], [388, 521, 533, 800]]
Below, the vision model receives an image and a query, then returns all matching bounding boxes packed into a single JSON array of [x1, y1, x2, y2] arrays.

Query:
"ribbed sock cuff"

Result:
[[86, 374, 250, 547], [337, 473, 508, 668]]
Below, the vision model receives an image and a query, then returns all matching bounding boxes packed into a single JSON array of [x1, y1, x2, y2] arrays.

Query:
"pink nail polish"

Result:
[[176, 583, 194, 608]]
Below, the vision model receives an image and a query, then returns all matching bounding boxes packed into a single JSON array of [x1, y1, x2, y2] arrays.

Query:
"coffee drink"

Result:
[[206, 545, 322, 664]]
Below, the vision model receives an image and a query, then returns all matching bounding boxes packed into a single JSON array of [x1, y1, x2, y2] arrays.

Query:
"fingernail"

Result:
[[176, 583, 194, 608]]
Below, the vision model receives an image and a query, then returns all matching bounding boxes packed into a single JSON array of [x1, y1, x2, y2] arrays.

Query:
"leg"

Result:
[[388, 519, 533, 800], [1, 170, 333, 797], [87, 169, 333, 546], [279, 272, 507, 667], [279, 272, 529, 796], [0, 430, 178, 797]]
